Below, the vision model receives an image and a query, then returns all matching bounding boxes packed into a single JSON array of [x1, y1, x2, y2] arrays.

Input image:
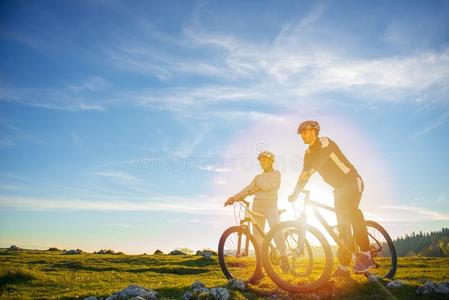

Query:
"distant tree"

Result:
[[176, 247, 193, 255], [393, 227, 449, 257]]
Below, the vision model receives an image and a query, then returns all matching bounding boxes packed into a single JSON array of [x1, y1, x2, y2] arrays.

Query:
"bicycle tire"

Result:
[[262, 221, 333, 292], [365, 220, 397, 279], [218, 226, 261, 282]]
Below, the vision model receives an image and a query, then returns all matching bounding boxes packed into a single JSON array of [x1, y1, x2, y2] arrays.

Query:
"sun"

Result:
[[277, 176, 339, 245]]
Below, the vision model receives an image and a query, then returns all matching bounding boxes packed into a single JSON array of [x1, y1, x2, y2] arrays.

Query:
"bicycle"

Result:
[[218, 199, 286, 282], [262, 189, 397, 292]]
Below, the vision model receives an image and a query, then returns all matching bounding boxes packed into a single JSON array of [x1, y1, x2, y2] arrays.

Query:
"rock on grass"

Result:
[[417, 281, 449, 295], [229, 279, 245, 291], [105, 285, 158, 300], [183, 280, 230, 300]]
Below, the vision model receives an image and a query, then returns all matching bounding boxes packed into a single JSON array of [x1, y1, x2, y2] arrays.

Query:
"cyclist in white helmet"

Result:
[[289, 120, 374, 277], [225, 150, 288, 282]]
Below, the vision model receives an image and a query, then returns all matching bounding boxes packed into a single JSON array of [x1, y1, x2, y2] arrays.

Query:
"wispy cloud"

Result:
[[3, 4, 449, 115], [0, 194, 228, 215], [376, 205, 449, 221], [94, 170, 143, 186], [0, 137, 15, 148], [406, 111, 449, 140], [198, 166, 232, 173], [90, 169, 154, 196], [0, 84, 106, 112], [162, 123, 212, 158], [95, 10, 449, 115]]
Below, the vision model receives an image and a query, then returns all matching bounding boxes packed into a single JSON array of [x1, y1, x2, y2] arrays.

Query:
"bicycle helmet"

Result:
[[257, 151, 275, 161], [298, 120, 320, 135]]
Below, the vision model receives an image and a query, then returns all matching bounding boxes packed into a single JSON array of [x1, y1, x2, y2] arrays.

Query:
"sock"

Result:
[[361, 251, 371, 258], [338, 265, 349, 271]]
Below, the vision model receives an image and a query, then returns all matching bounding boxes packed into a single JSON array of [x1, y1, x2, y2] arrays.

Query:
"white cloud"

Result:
[[375, 205, 449, 222], [94, 170, 143, 186], [198, 166, 232, 173], [66, 76, 111, 93], [0, 137, 15, 148], [407, 111, 449, 140], [3, 5, 449, 114], [0, 194, 228, 215], [0, 85, 106, 112]]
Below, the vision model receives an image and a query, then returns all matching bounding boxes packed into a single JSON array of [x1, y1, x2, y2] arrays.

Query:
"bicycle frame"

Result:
[[294, 190, 355, 256], [233, 200, 277, 257]]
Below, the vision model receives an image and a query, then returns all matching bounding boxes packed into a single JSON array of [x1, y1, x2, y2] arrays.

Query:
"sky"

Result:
[[0, 0, 448, 254]]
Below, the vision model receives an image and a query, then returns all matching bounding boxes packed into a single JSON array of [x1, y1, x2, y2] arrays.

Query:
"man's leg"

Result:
[[334, 188, 352, 268], [350, 177, 375, 273], [350, 177, 370, 252], [264, 203, 289, 273]]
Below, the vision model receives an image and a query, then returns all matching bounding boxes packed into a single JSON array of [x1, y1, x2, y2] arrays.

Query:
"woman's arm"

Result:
[[233, 176, 258, 200]]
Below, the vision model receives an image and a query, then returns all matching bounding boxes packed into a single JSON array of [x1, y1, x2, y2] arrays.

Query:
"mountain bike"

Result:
[[218, 199, 286, 282], [261, 189, 397, 292]]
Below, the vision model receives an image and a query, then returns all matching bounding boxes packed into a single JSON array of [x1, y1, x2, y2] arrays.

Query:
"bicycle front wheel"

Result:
[[366, 220, 397, 279], [218, 226, 261, 282], [262, 221, 333, 292]]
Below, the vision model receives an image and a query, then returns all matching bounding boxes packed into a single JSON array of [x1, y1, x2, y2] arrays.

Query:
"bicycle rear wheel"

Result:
[[262, 221, 333, 292], [218, 226, 261, 282], [365, 220, 397, 279]]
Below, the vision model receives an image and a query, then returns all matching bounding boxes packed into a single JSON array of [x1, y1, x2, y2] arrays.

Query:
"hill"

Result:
[[0, 248, 448, 299]]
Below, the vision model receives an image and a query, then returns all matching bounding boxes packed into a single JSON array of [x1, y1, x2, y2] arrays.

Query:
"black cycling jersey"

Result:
[[302, 137, 360, 188]]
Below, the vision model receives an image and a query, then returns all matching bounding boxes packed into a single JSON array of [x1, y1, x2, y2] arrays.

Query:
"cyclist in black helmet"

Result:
[[289, 120, 374, 277]]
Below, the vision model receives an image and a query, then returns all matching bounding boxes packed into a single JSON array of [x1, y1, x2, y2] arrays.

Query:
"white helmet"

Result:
[[257, 151, 275, 161]]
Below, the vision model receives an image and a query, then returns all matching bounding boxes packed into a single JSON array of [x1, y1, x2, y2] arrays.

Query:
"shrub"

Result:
[[0, 268, 36, 286]]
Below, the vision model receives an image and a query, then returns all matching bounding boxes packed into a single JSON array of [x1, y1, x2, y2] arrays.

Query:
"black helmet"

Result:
[[298, 120, 320, 135]]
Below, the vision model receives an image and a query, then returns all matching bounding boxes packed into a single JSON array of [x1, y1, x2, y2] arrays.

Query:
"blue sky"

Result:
[[1, 0, 448, 253]]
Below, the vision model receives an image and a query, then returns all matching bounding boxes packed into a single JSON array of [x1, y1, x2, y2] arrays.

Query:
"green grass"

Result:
[[0, 248, 448, 299]]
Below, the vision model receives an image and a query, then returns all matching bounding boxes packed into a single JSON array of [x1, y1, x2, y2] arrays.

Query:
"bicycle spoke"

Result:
[[220, 228, 259, 281], [263, 223, 332, 292]]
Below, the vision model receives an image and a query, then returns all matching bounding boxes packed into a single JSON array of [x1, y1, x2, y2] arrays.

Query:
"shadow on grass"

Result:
[[28, 260, 48, 265], [178, 257, 218, 268], [127, 266, 209, 275], [0, 269, 36, 289], [46, 261, 118, 272], [46, 261, 210, 275]]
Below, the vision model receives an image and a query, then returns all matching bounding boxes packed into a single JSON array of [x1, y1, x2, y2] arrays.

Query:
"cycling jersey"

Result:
[[234, 170, 281, 203], [302, 137, 360, 188]]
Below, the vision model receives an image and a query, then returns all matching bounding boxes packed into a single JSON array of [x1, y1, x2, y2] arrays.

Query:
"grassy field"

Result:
[[0, 248, 448, 299]]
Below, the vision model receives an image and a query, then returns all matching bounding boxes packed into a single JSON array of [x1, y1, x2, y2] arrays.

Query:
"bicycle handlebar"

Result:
[[229, 199, 264, 218]]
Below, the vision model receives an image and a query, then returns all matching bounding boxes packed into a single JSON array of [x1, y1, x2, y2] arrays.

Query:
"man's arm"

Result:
[[308, 137, 334, 172], [289, 151, 315, 202]]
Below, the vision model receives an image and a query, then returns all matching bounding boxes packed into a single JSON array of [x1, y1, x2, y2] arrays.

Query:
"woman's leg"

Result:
[[251, 202, 267, 251], [264, 203, 286, 255]]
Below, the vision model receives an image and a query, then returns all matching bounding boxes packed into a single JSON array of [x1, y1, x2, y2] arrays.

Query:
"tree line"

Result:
[[393, 227, 449, 257]]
